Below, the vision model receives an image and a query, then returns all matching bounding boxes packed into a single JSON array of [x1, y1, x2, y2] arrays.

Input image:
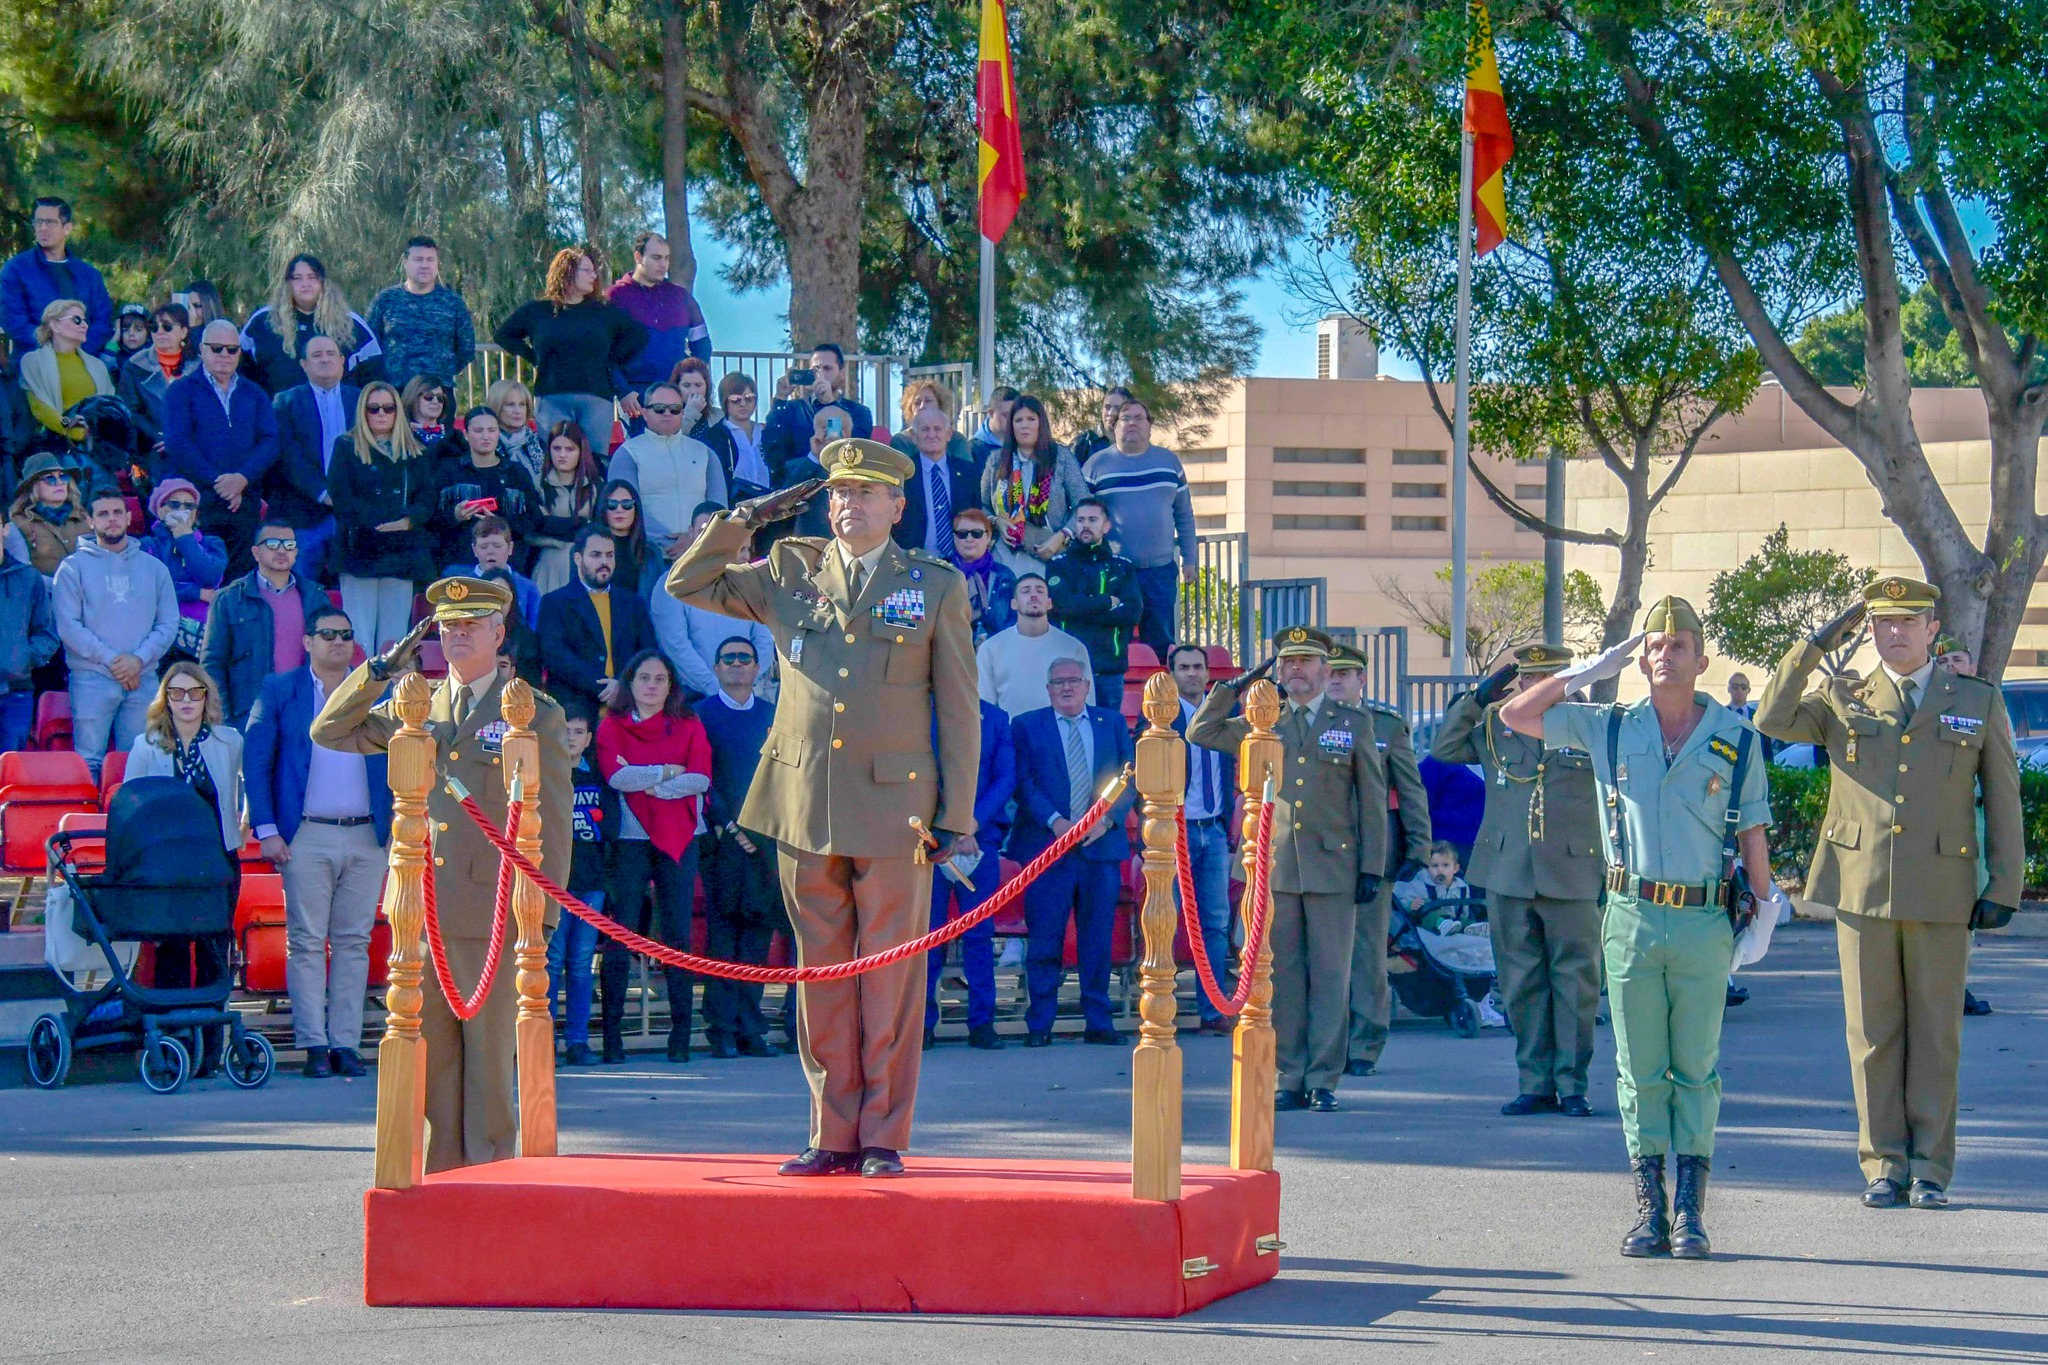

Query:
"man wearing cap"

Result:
[[1754, 577, 2021, 1211], [1435, 643, 1604, 1116], [1190, 626, 1388, 1113], [311, 575, 572, 1172], [1325, 641, 1431, 1078], [1501, 597, 1773, 1260], [666, 437, 979, 1179]]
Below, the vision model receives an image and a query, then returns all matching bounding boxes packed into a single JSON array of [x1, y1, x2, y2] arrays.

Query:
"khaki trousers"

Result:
[[779, 848, 931, 1153], [1604, 892, 1734, 1160], [1273, 891, 1357, 1093], [1490, 892, 1602, 1098], [421, 932, 520, 1173], [1345, 882, 1392, 1066], [1837, 910, 1970, 1188]]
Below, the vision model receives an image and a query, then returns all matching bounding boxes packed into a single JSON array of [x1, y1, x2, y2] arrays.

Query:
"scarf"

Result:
[[597, 709, 709, 865], [172, 725, 218, 803], [153, 350, 185, 381], [997, 455, 1052, 546]]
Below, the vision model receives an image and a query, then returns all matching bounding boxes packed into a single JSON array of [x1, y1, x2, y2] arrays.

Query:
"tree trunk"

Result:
[[660, 0, 696, 288], [779, 62, 872, 349]]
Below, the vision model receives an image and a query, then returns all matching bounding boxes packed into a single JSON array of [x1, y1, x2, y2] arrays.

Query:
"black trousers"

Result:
[[200, 488, 262, 581], [701, 829, 783, 1045], [600, 838, 699, 1049]]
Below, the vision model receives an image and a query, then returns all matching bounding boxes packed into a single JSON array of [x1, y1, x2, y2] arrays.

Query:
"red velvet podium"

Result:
[[364, 1154, 1280, 1316]]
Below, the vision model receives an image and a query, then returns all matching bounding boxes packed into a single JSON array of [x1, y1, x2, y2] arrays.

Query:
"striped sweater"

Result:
[[1080, 444, 1198, 569]]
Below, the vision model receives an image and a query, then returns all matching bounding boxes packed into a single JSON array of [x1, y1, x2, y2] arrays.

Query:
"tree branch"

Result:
[[1647, 399, 1724, 506], [1467, 456, 1621, 546]]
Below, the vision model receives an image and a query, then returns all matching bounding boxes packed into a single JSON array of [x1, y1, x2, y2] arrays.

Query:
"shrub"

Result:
[[1765, 762, 2047, 894]]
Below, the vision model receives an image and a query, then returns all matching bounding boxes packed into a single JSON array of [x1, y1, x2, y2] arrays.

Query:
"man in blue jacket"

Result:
[[1, 198, 114, 356], [268, 335, 358, 586], [162, 320, 280, 578], [926, 697, 1016, 1050], [1008, 654, 1137, 1046], [200, 517, 331, 729], [244, 605, 394, 1079]]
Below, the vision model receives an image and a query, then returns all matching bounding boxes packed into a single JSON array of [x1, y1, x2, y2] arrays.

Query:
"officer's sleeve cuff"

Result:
[[253, 823, 279, 841]]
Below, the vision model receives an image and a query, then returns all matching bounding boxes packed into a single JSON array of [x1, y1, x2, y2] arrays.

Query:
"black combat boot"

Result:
[[1621, 1155, 1670, 1258], [1670, 1155, 1712, 1259]]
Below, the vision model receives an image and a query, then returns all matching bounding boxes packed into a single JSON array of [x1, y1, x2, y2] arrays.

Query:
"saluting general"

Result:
[[667, 438, 979, 1179], [1754, 577, 2022, 1212]]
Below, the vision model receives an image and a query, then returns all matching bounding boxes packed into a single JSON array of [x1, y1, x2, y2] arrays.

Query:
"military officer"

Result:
[[1190, 626, 1387, 1114], [1754, 576, 2022, 1211], [1435, 643, 1604, 1116], [311, 576, 573, 1173], [667, 438, 979, 1179], [1501, 597, 1772, 1261], [1324, 642, 1430, 1077]]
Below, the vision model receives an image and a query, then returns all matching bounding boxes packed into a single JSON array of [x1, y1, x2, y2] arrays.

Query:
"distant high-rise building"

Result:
[[1315, 315, 1378, 380]]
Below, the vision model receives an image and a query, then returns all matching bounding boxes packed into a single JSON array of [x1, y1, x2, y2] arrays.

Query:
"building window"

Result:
[[1273, 480, 1365, 497], [1181, 447, 1227, 463], [1188, 481, 1227, 498], [1514, 483, 1545, 499], [1392, 515, 1446, 532], [1316, 333, 1332, 380], [1195, 514, 1228, 530], [1393, 449, 1445, 466], [1273, 447, 1366, 464], [1274, 514, 1368, 531], [1392, 482, 1445, 499]]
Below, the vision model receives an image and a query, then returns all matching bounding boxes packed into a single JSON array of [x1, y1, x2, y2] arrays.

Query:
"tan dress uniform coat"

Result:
[[1349, 703, 1433, 1067]]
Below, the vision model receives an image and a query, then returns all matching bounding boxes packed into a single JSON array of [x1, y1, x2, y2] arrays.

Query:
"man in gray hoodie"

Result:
[[0, 553, 58, 752], [53, 488, 180, 775]]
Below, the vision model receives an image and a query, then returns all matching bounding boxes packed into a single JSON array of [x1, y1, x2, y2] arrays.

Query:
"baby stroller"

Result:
[[1386, 895, 1498, 1038], [25, 777, 274, 1094]]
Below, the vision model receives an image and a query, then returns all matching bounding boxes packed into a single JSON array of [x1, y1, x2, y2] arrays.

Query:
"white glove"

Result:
[[1556, 632, 1646, 694], [1732, 886, 1788, 969]]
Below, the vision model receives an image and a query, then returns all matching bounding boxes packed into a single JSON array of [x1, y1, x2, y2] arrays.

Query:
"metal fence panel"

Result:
[[1180, 533, 1247, 658], [1402, 673, 1480, 733], [1243, 578, 1328, 663]]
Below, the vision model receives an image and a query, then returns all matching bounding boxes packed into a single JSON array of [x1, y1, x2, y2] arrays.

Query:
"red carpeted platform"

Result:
[[365, 1154, 1280, 1316]]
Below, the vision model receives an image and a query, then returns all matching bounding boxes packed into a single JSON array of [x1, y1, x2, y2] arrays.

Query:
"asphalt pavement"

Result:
[[3, 921, 2045, 1364]]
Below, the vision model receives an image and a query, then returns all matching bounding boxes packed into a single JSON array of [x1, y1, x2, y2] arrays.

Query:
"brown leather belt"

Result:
[[1605, 867, 1721, 908]]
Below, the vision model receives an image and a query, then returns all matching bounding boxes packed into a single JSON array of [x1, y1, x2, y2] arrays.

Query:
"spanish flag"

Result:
[[1463, 0, 1513, 255], [977, 0, 1026, 243]]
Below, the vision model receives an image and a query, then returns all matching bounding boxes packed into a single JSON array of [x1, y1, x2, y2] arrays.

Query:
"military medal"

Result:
[[1318, 727, 1354, 755], [1845, 736, 1858, 763], [874, 587, 927, 628], [789, 636, 804, 665], [1941, 713, 1982, 735], [476, 719, 510, 754], [1707, 774, 1722, 796]]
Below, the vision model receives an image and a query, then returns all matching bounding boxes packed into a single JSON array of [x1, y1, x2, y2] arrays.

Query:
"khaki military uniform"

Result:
[[667, 512, 979, 1154], [1755, 639, 2022, 1188], [1191, 688, 1387, 1095], [1435, 690, 1604, 1098], [1348, 701, 1431, 1068], [312, 666, 572, 1173]]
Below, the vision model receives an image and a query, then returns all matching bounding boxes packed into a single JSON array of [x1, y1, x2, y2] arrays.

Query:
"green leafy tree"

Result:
[[1794, 283, 1983, 389], [1705, 525, 1875, 676], [1382, 557, 1607, 668]]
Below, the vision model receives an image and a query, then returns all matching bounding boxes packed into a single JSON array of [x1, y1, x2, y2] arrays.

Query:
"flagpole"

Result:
[[978, 234, 996, 408], [1450, 129, 1474, 678]]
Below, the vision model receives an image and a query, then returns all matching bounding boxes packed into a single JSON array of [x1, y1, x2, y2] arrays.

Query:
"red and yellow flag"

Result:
[[1463, 0, 1514, 255], [977, 0, 1027, 243]]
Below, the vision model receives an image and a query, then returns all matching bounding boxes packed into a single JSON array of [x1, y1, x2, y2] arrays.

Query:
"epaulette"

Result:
[[1363, 699, 1403, 718], [904, 549, 963, 580], [1949, 670, 1995, 693]]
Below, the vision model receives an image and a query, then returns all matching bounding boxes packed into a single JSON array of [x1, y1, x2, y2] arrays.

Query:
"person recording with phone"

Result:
[[760, 343, 873, 479]]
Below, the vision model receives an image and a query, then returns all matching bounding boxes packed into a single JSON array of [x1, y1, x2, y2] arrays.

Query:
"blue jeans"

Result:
[[538, 394, 617, 453], [1023, 857, 1121, 1035], [1134, 563, 1181, 656], [1179, 816, 1235, 1022], [0, 689, 32, 753], [70, 669, 154, 778], [546, 890, 604, 1047], [927, 851, 1000, 1031]]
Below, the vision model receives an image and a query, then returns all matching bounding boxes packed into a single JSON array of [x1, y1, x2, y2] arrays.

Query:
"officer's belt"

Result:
[[1605, 867, 1723, 908]]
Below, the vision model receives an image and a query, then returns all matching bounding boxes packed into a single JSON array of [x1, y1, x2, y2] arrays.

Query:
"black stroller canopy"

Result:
[[103, 776, 235, 889]]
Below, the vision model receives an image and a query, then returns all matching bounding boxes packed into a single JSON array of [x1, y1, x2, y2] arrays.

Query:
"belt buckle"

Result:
[[1653, 880, 1683, 908]]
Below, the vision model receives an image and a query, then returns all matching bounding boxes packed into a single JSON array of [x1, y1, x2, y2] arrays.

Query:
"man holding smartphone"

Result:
[[762, 343, 874, 478]]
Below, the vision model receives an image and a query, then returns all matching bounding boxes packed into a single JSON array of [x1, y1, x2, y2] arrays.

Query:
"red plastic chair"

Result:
[[1, 750, 100, 914], [97, 750, 127, 806], [32, 692, 72, 751], [235, 873, 290, 994]]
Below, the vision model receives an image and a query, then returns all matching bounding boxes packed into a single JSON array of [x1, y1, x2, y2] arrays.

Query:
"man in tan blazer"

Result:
[[312, 576, 572, 1173], [1755, 575, 2023, 1210], [667, 438, 979, 1178]]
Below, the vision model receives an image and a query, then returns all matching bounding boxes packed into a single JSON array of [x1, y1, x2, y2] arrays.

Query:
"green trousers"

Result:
[[1603, 890, 1735, 1159], [1345, 881, 1392, 1067]]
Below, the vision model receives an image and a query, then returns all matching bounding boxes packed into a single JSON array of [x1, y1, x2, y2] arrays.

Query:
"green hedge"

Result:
[[1767, 764, 2048, 893]]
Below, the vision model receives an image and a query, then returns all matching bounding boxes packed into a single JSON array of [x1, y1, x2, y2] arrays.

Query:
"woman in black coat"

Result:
[[431, 406, 542, 568], [326, 381, 435, 652]]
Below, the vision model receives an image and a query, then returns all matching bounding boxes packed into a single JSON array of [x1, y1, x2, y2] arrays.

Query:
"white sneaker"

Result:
[[1478, 998, 1509, 1029]]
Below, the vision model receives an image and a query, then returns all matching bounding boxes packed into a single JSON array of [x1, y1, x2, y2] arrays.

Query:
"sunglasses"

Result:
[[166, 686, 208, 702], [416, 393, 446, 406], [643, 403, 684, 416], [161, 499, 198, 513], [37, 473, 69, 485], [255, 536, 297, 552], [365, 402, 398, 414], [204, 342, 240, 355], [151, 321, 182, 333], [58, 314, 86, 327], [716, 653, 755, 665], [603, 499, 637, 511], [311, 627, 355, 642], [953, 527, 988, 540]]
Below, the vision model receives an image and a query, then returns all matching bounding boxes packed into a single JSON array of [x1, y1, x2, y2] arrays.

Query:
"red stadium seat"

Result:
[[51, 810, 107, 877], [1, 751, 100, 913], [97, 750, 127, 806], [32, 691, 72, 751], [1126, 643, 1163, 677], [366, 915, 393, 991], [235, 873, 290, 994]]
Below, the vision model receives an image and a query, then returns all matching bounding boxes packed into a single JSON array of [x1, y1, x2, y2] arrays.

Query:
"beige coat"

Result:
[[1433, 691, 1604, 901]]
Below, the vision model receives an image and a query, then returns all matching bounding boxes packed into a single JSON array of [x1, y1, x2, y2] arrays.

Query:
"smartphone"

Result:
[[825, 416, 844, 440], [789, 368, 815, 387]]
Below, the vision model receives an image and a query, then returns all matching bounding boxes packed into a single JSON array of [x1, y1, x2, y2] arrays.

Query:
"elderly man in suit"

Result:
[[537, 524, 656, 721], [893, 404, 981, 560], [312, 575, 571, 1172], [667, 437, 979, 1178]]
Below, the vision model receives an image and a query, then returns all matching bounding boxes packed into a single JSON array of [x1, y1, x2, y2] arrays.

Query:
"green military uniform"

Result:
[[1753, 576, 2023, 1194], [1327, 645, 1431, 1073], [666, 439, 980, 1158], [1434, 643, 1605, 1103], [1190, 627, 1388, 1103], [311, 577, 573, 1173], [1543, 606, 1770, 1163]]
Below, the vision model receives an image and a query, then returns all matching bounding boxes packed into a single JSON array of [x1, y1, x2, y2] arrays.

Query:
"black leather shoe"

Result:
[[1621, 1157, 1670, 1258], [602, 1041, 626, 1064], [1725, 982, 1750, 1008], [1559, 1095, 1594, 1118], [736, 1037, 780, 1058], [1862, 1176, 1906, 1208], [301, 1047, 332, 1079], [1344, 1059, 1376, 1078], [778, 1147, 860, 1177], [859, 1147, 906, 1178], [1964, 990, 1992, 1017], [1082, 1028, 1123, 1045], [966, 1025, 1005, 1050], [1909, 1179, 1949, 1209], [666, 1039, 691, 1063], [564, 1043, 594, 1066], [922, 1028, 937, 1051], [1025, 1031, 1053, 1048], [329, 1047, 366, 1078], [1308, 1087, 1339, 1113], [1501, 1093, 1559, 1116], [708, 1040, 740, 1060], [1274, 1089, 1310, 1112], [1670, 1155, 1712, 1258]]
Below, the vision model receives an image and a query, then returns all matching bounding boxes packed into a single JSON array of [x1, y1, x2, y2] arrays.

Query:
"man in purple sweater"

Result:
[[609, 232, 712, 421]]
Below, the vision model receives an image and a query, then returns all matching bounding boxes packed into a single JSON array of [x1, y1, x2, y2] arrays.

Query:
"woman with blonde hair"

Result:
[[126, 660, 244, 852], [325, 382, 435, 651], [487, 377, 545, 484], [495, 246, 647, 455], [239, 253, 381, 394], [889, 376, 973, 468], [20, 298, 114, 441], [4, 453, 90, 580]]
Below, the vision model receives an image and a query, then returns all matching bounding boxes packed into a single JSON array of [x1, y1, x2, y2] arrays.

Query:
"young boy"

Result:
[[1394, 841, 1478, 933], [546, 713, 614, 1064]]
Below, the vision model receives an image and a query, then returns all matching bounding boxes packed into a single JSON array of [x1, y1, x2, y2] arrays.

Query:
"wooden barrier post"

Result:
[[373, 673, 434, 1190], [502, 679, 556, 1159], [1230, 679, 1283, 1173], [1131, 673, 1186, 1201]]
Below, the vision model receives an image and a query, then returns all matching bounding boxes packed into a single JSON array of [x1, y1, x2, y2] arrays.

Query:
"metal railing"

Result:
[[1353, 627, 1410, 713], [1241, 578, 1329, 665], [1401, 672, 1481, 731], [1181, 532, 1248, 658]]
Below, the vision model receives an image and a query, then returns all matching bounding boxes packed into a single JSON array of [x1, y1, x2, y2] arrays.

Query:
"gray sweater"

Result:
[[1081, 444, 1197, 570], [52, 538, 181, 677]]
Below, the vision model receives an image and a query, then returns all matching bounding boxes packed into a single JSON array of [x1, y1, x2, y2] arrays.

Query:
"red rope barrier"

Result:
[[1175, 798, 1277, 1016], [447, 779, 1126, 984], [421, 800, 519, 1021]]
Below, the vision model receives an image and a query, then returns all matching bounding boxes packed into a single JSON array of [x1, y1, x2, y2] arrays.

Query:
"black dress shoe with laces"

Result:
[[1025, 1030, 1053, 1047], [1274, 1089, 1309, 1112], [1501, 1092, 1558, 1116], [1308, 1087, 1339, 1113], [1558, 1095, 1594, 1118], [1344, 1059, 1376, 1078], [1082, 1028, 1123, 1045], [966, 1024, 1005, 1050], [301, 1047, 332, 1079], [1909, 1179, 1949, 1209], [329, 1047, 366, 1078], [1863, 1176, 1906, 1208], [778, 1148, 861, 1177], [859, 1147, 906, 1177]]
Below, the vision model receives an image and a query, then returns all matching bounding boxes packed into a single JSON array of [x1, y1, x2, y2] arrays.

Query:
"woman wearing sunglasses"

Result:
[[140, 477, 228, 658], [594, 476, 653, 597], [20, 297, 114, 443], [401, 374, 453, 447], [4, 453, 90, 582], [948, 506, 1016, 644], [116, 302, 191, 451], [326, 382, 435, 652]]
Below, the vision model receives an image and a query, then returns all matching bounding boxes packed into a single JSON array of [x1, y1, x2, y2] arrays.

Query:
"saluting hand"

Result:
[[1473, 660, 1519, 709], [368, 618, 434, 682], [1556, 632, 1645, 693], [1810, 601, 1867, 653], [734, 478, 826, 528]]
